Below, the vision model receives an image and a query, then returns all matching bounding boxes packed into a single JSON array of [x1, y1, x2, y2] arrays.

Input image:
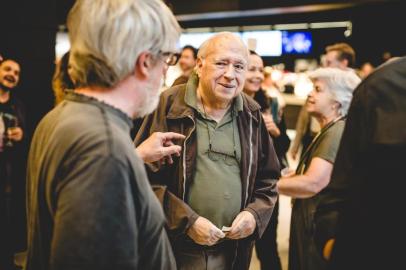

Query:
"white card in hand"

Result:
[[221, 226, 232, 232]]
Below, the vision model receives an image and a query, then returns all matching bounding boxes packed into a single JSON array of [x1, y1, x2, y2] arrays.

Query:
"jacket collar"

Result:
[[240, 93, 261, 124], [166, 86, 195, 120]]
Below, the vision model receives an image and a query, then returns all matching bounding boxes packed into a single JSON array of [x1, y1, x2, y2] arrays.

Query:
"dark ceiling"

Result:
[[0, 0, 404, 138], [166, 0, 390, 15], [2, 0, 405, 62], [54, 0, 400, 25]]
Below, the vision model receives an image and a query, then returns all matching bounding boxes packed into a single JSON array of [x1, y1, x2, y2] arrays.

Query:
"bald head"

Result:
[[196, 32, 249, 108], [198, 32, 249, 62]]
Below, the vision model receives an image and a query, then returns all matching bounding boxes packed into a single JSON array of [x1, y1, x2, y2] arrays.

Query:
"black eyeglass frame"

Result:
[[206, 143, 238, 166], [158, 51, 180, 66]]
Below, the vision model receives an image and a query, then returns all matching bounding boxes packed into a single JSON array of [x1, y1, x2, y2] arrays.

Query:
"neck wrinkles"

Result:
[[317, 111, 341, 128], [197, 87, 232, 121]]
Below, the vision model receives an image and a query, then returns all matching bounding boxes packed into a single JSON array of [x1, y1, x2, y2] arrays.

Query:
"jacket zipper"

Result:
[[245, 111, 253, 206], [182, 115, 196, 201]]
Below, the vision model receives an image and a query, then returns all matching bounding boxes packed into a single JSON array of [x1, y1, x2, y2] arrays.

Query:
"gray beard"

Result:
[[136, 91, 160, 118], [134, 78, 163, 118]]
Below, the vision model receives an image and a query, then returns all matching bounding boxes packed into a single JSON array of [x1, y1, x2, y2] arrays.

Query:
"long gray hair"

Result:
[[67, 0, 181, 89]]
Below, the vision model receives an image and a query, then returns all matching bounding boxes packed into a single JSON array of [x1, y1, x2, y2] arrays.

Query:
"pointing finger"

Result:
[[160, 132, 185, 141]]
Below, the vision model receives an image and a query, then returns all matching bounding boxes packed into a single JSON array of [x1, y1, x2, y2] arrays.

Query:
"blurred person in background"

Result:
[[135, 32, 280, 270], [277, 68, 361, 270], [25, 1, 183, 269], [315, 57, 406, 270], [381, 50, 392, 63], [324, 43, 356, 71], [291, 42, 357, 160], [243, 50, 290, 270], [290, 103, 320, 160], [52, 51, 75, 105], [357, 62, 374, 79], [171, 45, 197, 86], [262, 66, 286, 113], [0, 58, 26, 270]]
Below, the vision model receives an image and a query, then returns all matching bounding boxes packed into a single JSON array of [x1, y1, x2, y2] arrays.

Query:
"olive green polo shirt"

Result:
[[185, 75, 243, 228]]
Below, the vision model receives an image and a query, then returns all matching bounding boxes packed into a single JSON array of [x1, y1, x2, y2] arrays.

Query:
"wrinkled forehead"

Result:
[[205, 37, 248, 62], [311, 78, 333, 95]]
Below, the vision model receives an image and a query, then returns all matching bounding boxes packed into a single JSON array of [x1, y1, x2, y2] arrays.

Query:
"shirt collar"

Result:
[[64, 91, 134, 129]]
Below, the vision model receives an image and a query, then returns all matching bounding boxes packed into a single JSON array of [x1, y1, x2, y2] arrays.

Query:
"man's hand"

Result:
[[281, 167, 295, 178], [187, 216, 225, 246], [7, 127, 23, 142], [226, 211, 256, 240], [262, 113, 280, 137], [136, 132, 185, 163]]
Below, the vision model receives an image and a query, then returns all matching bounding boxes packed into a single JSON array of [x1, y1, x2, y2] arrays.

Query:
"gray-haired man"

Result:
[[25, 0, 182, 269]]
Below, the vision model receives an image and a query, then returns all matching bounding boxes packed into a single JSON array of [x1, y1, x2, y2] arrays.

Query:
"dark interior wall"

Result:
[[0, 0, 404, 138], [351, 1, 406, 66], [167, 0, 238, 14], [168, 0, 386, 14], [176, 0, 406, 70]]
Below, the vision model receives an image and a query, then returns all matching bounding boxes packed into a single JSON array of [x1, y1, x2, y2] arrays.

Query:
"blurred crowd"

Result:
[[1, 1, 404, 270]]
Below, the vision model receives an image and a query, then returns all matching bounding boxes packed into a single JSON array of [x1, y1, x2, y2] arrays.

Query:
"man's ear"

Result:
[[196, 57, 203, 78], [134, 52, 152, 79]]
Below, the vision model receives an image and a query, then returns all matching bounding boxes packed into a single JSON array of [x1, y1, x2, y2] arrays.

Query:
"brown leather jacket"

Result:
[[134, 83, 280, 269]]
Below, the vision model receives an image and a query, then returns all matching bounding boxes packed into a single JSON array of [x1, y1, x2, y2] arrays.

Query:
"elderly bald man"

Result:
[[135, 32, 280, 270]]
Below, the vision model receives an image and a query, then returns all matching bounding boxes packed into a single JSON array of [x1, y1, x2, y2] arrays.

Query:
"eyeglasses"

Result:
[[206, 144, 238, 166], [158, 51, 180, 66]]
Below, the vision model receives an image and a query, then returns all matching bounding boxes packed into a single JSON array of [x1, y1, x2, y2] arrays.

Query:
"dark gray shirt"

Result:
[[25, 92, 176, 270]]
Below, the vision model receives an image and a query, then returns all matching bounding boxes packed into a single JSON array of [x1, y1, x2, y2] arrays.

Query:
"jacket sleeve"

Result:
[[134, 96, 199, 238], [153, 185, 200, 238], [244, 112, 280, 238]]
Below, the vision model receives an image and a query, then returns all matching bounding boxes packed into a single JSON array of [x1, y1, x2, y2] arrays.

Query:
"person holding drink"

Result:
[[0, 58, 27, 270], [2, 114, 20, 148]]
